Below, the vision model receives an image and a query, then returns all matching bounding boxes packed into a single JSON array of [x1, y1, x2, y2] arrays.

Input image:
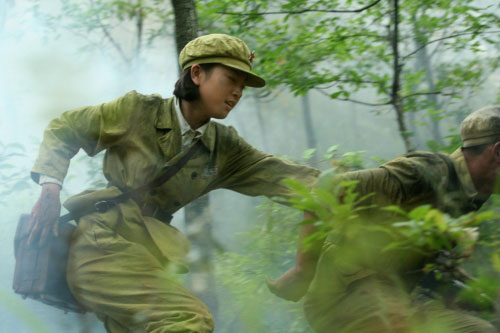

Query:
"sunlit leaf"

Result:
[[381, 205, 408, 217]]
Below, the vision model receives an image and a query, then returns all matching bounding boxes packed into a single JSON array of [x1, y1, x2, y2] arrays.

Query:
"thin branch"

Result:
[[319, 33, 387, 44], [428, 26, 451, 60], [404, 30, 500, 59], [316, 79, 384, 89], [337, 97, 391, 106], [400, 91, 457, 100], [99, 22, 132, 65], [89, 0, 131, 65], [316, 89, 391, 106], [217, 0, 382, 16]]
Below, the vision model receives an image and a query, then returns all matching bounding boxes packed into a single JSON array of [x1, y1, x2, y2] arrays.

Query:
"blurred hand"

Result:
[[28, 183, 61, 246], [266, 266, 314, 302]]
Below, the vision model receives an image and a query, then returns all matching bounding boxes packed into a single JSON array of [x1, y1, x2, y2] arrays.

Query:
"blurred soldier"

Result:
[[268, 106, 500, 332], [27, 34, 319, 332]]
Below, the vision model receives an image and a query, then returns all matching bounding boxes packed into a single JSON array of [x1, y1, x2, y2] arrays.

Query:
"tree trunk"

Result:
[[390, 0, 414, 152], [171, 0, 198, 56], [183, 195, 219, 317], [407, 108, 424, 150], [135, 0, 144, 68], [170, 0, 219, 318], [301, 93, 319, 167], [408, 41, 425, 150], [412, 15, 444, 146]]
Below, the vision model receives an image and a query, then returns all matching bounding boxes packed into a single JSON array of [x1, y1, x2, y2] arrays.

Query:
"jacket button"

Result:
[[174, 201, 181, 207], [191, 172, 198, 179]]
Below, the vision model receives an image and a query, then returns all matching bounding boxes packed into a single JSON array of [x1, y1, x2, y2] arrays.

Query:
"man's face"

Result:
[[492, 142, 500, 193]]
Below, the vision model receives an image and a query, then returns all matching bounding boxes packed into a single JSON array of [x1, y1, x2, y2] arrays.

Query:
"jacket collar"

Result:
[[450, 148, 478, 200], [156, 97, 216, 154]]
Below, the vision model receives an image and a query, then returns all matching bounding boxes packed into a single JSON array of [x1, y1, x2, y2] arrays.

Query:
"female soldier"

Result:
[[27, 34, 319, 332]]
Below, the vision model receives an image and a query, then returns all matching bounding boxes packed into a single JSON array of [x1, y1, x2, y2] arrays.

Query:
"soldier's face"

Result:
[[493, 142, 500, 193], [194, 64, 246, 120]]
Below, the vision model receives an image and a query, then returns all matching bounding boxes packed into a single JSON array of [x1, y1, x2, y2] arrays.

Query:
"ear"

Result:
[[493, 141, 500, 161], [190, 64, 203, 86]]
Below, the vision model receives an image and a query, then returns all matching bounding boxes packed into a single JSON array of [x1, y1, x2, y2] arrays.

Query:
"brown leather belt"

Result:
[[140, 201, 173, 224]]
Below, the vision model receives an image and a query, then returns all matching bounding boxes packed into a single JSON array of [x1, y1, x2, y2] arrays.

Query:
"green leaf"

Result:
[[492, 252, 500, 272], [327, 144, 339, 153], [330, 91, 343, 99], [302, 148, 317, 160], [408, 205, 432, 220], [314, 188, 339, 207], [425, 209, 448, 232], [381, 205, 408, 217]]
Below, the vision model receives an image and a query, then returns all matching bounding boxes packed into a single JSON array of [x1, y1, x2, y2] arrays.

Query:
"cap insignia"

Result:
[[249, 50, 255, 63]]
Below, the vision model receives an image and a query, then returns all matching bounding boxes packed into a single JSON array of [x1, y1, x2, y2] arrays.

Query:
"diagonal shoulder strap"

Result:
[[59, 140, 203, 223]]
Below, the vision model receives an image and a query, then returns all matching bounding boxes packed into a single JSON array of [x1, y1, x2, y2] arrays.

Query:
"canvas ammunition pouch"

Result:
[[13, 214, 84, 313], [12, 186, 124, 314]]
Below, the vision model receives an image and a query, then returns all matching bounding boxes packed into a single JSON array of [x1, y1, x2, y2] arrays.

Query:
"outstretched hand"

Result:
[[266, 266, 314, 302], [28, 183, 61, 246]]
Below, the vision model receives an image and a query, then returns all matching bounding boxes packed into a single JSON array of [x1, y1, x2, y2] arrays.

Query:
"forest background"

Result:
[[1, 0, 500, 332]]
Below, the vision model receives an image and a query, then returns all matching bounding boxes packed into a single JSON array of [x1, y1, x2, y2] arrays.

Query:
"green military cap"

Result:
[[461, 105, 500, 147], [179, 33, 266, 88]]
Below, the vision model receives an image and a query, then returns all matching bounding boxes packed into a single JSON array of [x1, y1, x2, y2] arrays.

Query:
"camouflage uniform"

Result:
[[303, 149, 496, 333]]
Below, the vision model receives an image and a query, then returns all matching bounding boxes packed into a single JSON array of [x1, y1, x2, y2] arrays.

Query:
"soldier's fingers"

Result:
[[40, 226, 49, 246], [52, 221, 59, 237], [41, 221, 57, 246], [27, 212, 38, 235], [27, 219, 41, 246]]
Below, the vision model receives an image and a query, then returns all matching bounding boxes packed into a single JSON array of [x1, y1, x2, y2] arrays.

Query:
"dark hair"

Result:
[[462, 138, 500, 156], [173, 63, 216, 101]]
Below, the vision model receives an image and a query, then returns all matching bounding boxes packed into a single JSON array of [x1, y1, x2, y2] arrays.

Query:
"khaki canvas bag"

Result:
[[13, 214, 84, 313]]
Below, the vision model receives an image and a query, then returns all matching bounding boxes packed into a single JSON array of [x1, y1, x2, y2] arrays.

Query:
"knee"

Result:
[[145, 309, 214, 333]]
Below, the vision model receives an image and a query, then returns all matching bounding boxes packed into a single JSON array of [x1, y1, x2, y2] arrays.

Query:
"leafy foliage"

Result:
[[28, 0, 174, 67], [456, 272, 499, 312], [280, 157, 500, 318], [0, 141, 32, 206], [379, 205, 495, 255], [198, 0, 500, 150], [214, 200, 312, 332]]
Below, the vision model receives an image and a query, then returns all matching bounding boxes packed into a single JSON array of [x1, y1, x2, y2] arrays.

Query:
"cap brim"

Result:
[[226, 65, 266, 88], [462, 135, 499, 147], [183, 57, 266, 88]]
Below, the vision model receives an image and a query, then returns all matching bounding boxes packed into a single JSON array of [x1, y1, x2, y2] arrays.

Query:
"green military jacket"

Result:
[[313, 149, 485, 290], [32, 90, 319, 270], [319, 149, 483, 217]]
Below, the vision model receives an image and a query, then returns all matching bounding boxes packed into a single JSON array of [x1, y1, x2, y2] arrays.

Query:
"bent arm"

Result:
[[212, 128, 320, 200], [31, 91, 143, 184], [267, 211, 324, 302], [29, 91, 146, 245]]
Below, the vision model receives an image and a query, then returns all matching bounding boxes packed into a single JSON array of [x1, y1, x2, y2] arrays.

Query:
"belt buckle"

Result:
[[94, 200, 115, 213]]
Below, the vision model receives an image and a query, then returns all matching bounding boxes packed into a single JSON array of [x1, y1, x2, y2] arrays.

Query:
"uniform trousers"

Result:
[[66, 212, 214, 333], [304, 266, 496, 333]]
